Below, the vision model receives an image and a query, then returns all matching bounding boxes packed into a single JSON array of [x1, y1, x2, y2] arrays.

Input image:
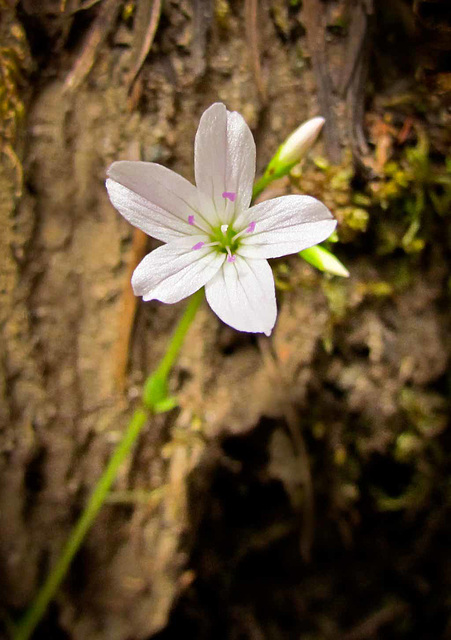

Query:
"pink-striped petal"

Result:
[[107, 161, 207, 243], [205, 257, 276, 335], [194, 103, 256, 225], [237, 195, 336, 259], [132, 235, 224, 304]]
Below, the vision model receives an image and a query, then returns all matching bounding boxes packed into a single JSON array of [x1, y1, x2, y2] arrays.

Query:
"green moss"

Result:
[[321, 279, 349, 320], [298, 115, 448, 264], [341, 207, 370, 232], [215, 0, 231, 26], [121, 1, 135, 20], [373, 477, 430, 512], [0, 3, 31, 195], [399, 388, 448, 437], [370, 127, 450, 255], [270, 0, 290, 37], [394, 433, 423, 463], [354, 280, 394, 299], [273, 262, 293, 291], [387, 259, 414, 290]]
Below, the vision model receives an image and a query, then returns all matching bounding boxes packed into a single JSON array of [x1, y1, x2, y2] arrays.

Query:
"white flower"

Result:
[[106, 103, 336, 336]]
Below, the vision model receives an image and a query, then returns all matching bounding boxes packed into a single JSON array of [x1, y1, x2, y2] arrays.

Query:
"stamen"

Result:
[[188, 215, 211, 235], [221, 224, 229, 235], [192, 241, 220, 251], [226, 247, 236, 263], [222, 191, 236, 202], [232, 221, 256, 242]]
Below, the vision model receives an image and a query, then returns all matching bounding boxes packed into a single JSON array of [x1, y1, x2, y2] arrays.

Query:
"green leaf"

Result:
[[142, 373, 168, 411], [154, 396, 179, 414]]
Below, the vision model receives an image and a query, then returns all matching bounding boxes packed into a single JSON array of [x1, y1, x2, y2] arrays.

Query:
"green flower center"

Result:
[[211, 225, 240, 256], [189, 216, 256, 263]]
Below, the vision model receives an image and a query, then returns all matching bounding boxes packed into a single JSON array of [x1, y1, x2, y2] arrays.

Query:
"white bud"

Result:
[[278, 116, 325, 165]]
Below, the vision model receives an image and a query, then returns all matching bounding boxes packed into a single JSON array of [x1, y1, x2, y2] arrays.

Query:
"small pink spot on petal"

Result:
[[227, 254, 236, 263], [222, 191, 236, 202], [192, 241, 205, 250], [246, 221, 256, 233], [188, 215, 195, 225]]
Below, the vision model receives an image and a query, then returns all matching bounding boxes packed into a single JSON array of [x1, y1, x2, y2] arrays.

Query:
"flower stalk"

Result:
[[13, 290, 204, 640]]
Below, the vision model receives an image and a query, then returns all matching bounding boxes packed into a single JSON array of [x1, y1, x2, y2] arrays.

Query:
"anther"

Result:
[[226, 247, 236, 262], [232, 221, 256, 242], [222, 191, 236, 202], [188, 215, 211, 235], [192, 241, 205, 250]]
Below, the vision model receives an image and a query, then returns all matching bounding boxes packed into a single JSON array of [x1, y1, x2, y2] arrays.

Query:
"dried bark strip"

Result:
[[303, 0, 341, 162], [245, 0, 267, 103], [114, 228, 148, 391], [125, 0, 162, 91], [64, 0, 122, 92]]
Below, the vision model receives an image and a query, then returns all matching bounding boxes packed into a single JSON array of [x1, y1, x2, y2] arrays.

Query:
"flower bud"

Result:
[[300, 245, 349, 278], [278, 116, 325, 165]]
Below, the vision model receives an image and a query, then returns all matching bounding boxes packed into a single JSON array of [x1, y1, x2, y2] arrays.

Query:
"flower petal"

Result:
[[236, 195, 337, 259], [205, 257, 276, 336], [194, 103, 256, 225], [107, 161, 208, 243], [132, 235, 225, 304]]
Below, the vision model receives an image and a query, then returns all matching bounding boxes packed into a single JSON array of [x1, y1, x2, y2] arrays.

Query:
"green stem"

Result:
[[252, 173, 273, 201], [142, 289, 204, 410], [252, 154, 297, 202], [14, 290, 204, 640], [153, 288, 204, 381], [14, 408, 148, 640]]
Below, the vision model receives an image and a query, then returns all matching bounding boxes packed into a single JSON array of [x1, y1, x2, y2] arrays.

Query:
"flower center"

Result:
[[189, 216, 256, 262], [189, 191, 256, 262]]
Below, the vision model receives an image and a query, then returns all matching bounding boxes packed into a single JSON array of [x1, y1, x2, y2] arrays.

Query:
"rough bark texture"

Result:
[[0, 1, 450, 638]]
